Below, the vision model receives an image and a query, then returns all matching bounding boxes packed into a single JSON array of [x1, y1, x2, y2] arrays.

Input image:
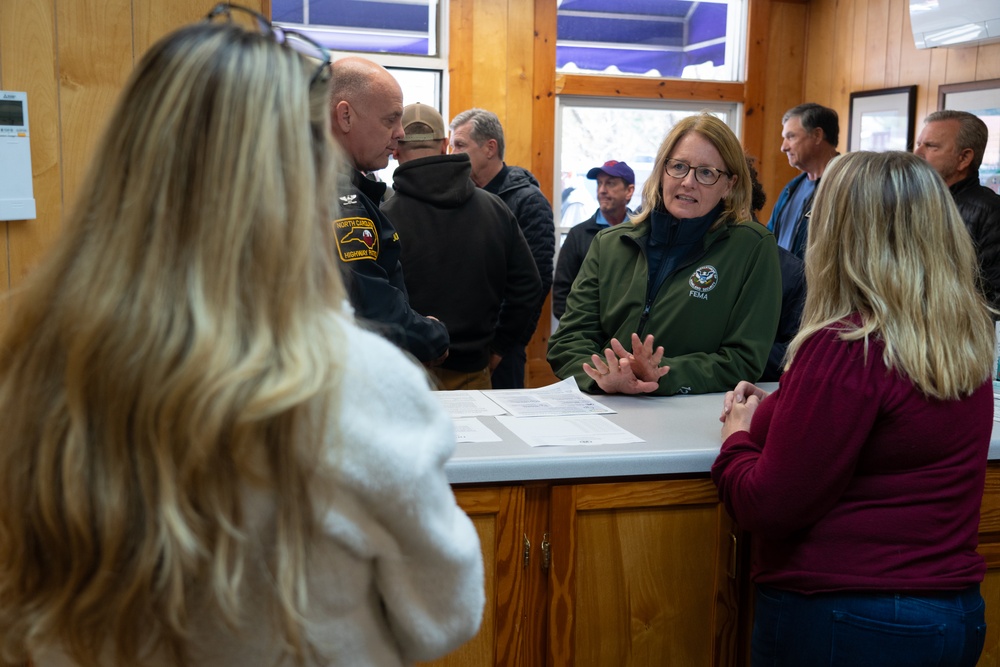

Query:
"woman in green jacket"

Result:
[[548, 114, 782, 396]]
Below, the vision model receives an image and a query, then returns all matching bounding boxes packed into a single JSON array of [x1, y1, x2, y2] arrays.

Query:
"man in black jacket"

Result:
[[449, 108, 555, 388], [552, 160, 635, 320], [916, 110, 1000, 309], [328, 57, 449, 364], [383, 103, 541, 390]]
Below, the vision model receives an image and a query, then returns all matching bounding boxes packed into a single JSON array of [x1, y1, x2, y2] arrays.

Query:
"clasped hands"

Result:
[[582, 333, 670, 394], [718, 380, 770, 440]]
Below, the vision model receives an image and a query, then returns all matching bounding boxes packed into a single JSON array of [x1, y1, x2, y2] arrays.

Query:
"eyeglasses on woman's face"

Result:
[[205, 3, 331, 85], [664, 158, 731, 186]]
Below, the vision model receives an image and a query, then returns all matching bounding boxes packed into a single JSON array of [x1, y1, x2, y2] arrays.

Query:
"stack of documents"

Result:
[[435, 377, 644, 447]]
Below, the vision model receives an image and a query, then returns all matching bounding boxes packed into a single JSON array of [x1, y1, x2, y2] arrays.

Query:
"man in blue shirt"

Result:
[[768, 103, 840, 259]]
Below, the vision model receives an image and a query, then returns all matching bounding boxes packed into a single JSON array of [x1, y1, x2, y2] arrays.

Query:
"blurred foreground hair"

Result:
[[0, 21, 343, 667], [788, 151, 993, 399]]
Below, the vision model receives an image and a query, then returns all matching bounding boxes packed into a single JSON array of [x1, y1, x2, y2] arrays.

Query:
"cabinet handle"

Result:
[[728, 531, 738, 579], [523, 534, 530, 568], [540, 532, 551, 570]]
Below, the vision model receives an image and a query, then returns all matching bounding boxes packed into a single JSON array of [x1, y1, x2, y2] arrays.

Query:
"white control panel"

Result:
[[0, 91, 36, 221]]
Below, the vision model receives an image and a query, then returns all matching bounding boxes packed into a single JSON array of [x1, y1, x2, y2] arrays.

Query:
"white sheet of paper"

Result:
[[452, 418, 503, 443], [496, 414, 643, 447], [436, 390, 508, 418], [484, 377, 614, 417]]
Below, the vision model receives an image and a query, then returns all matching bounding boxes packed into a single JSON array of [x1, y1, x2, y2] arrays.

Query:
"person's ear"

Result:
[[956, 147, 974, 173], [723, 174, 737, 199], [441, 137, 450, 155], [486, 139, 498, 159], [333, 100, 353, 133], [626, 184, 635, 199]]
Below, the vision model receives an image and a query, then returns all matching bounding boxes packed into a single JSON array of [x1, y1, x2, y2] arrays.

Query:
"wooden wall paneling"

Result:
[[925, 48, 949, 118], [471, 0, 509, 115], [758, 0, 807, 223], [976, 43, 1000, 80], [741, 0, 771, 174], [896, 6, 932, 120], [882, 0, 905, 88], [504, 0, 535, 170], [448, 0, 475, 117], [3, 0, 61, 291], [801, 0, 835, 106], [134, 3, 217, 59], [862, 0, 889, 91], [525, 0, 558, 389], [830, 0, 857, 129], [849, 0, 868, 96], [945, 45, 981, 86], [56, 0, 134, 219]]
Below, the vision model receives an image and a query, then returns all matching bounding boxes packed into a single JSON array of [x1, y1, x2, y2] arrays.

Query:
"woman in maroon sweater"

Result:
[[713, 151, 995, 667]]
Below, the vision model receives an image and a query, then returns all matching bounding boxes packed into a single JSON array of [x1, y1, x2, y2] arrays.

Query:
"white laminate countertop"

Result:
[[444, 387, 1000, 485]]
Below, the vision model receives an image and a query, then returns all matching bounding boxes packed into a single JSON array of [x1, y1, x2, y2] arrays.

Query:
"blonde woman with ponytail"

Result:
[[713, 151, 993, 667], [0, 10, 482, 667]]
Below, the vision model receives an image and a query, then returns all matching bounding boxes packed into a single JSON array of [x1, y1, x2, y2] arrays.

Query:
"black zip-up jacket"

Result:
[[484, 165, 555, 345], [383, 154, 541, 372], [951, 173, 1000, 310]]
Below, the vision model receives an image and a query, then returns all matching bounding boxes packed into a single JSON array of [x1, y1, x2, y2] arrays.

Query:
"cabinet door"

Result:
[[420, 485, 527, 667], [548, 479, 741, 667]]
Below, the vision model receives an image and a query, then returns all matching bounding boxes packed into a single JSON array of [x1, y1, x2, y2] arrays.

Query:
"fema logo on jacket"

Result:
[[688, 265, 718, 300]]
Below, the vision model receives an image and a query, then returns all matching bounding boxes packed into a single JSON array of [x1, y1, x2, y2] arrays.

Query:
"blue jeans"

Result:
[[752, 584, 986, 667]]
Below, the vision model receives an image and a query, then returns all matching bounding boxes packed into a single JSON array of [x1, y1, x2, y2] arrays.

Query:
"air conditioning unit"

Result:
[[910, 0, 1000, 49]]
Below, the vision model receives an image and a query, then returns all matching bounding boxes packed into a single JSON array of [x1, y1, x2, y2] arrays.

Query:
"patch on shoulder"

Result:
[[333, 217, 379, 262]]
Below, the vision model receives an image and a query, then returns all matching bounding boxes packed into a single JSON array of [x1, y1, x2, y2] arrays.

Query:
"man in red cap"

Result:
[[552, 160, 635, 319]]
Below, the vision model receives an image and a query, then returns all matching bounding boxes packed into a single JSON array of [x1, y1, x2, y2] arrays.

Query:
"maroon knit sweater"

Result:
[[712, 319, 992, 593]]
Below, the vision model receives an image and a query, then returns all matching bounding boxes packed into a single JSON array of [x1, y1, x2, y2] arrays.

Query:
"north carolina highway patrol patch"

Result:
[[333, 217, 379, 262]]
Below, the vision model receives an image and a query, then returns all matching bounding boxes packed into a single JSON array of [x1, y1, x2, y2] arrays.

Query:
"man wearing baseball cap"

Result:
[[552, 160, 635, 319], [382, 103, 541, 389]]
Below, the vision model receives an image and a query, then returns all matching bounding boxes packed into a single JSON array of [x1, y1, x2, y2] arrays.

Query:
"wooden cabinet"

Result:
[[548, 478, 742, 667], [425, 477, 742, 667], [428, 464, 1000, 667]]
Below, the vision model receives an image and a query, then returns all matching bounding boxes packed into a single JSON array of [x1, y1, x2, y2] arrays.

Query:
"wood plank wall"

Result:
[[0, 1, 255, 321], [802, 0, 1000, 162]]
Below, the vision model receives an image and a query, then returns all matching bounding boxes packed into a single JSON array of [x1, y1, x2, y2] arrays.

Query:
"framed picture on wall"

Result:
[[939, 79, 1000, 194], [847, 86, 917, 153]]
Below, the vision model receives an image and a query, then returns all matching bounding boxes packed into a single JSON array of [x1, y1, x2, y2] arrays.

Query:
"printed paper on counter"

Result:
[[484, 377, 614, 417], [452, 418, 503, 443], [436, 390, 508, 418], [496, 414, 643, 447]]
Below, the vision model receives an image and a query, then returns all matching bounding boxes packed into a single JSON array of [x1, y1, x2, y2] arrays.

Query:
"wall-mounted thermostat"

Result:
[[0, 91, 36, 221]]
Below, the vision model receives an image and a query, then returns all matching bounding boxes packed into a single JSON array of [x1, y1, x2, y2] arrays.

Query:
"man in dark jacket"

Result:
[[449, 108, 555, 388], [328, 58, 449, 364], [916, 110, 1000, 309], [382, 103, 541, 390], [552, 160, 635, 320]]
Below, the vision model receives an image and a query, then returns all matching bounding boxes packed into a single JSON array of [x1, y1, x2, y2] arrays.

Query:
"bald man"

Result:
[[328, 57, 449, 364]]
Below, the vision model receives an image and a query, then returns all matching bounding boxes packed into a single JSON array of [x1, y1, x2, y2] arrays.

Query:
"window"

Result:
[[272, 0, 442, 57], [273, 0, 449, 182], [556, 0, 748, 82], [555, 97, 739, 230]]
